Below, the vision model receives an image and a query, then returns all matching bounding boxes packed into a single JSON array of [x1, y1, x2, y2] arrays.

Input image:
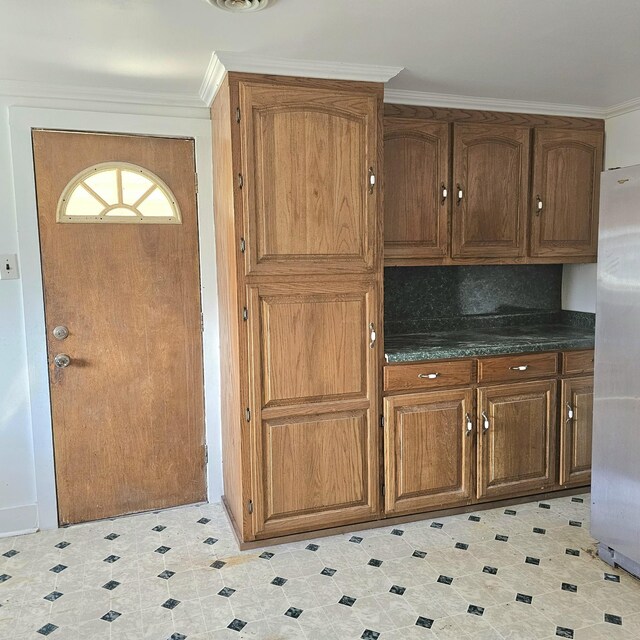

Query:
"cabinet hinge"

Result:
[[242, 307, 248, 321], [204, 444, 208, 464], [240, 238, 246, 253], [236, 107, 241, 123], [380, 415, 384, 428], [238, 173, 244, 189], [381, 483, 385, 497], [248, 499, 253, 514], [194, 172, 199, 194], [245, 408, 251, 422]]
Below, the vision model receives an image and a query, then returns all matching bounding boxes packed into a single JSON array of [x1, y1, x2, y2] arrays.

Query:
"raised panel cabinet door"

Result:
[[560, 377, 593, 486], [452, 124, 530, 258], [530, 129, 603, 258], [384, 389, 474, 516], [477, 380, 557, 500], [246, 280, 380, 537], [239, 80, 380, 275], [384, 118, 449, 261]]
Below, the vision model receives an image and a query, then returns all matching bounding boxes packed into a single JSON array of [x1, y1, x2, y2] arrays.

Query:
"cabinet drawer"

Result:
[[384, 359, 474, 393], [562, 350, 594, 376], [477, 352, 558, 384]]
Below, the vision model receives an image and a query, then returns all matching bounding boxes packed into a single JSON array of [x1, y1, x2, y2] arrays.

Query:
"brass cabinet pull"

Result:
[[482, 410, 490, 431], [418, 373, 439, 379], [465, 412, 473, 436], [441, 183, 448, 205], [456, 183, 464, 205], [369, 322, 376, 349], [509, 365, 529, 371], [368, 167, 376, 194], [566, 402, 574, 422], [535, 195, 543, 215]]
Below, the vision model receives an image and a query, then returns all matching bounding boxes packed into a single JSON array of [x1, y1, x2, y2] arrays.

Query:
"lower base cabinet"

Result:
[[560, 376, 594, 486]]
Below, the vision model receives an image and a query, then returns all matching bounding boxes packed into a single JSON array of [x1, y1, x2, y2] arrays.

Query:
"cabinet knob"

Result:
[[509, 365, 529, 371], [465, 413, 473, 435], [441, 183, 448, 205], [369, 322, 376, 349], [482, 410, 490, 431], [535, 195, 543, 215], [566, 402, 574, 421], [368, 167, 376, 194], [418, 373, 439, 379], [456, 184, 464, 205]]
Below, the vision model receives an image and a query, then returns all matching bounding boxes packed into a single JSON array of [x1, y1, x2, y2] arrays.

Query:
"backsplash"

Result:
[[385, 265, 564, 334]]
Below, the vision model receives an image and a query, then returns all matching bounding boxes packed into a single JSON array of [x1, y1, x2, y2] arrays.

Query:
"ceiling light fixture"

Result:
[[208, 0, 272, 12]]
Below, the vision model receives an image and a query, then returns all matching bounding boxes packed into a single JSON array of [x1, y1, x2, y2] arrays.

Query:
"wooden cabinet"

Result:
[[384, 119, 449, 260], [530, 129, 604, 259], [477, 380, 557, 500], [383, 389, 474, 515], [239, 80, 380, 276], [560, 376, 593, 487], [452, 124, 529, 258]]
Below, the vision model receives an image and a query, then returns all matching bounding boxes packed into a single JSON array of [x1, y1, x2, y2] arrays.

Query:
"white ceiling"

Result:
[[1, 0, 639, 111]]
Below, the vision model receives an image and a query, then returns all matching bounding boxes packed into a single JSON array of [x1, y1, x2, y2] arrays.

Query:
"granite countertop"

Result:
[[384, 313, 595, 363]]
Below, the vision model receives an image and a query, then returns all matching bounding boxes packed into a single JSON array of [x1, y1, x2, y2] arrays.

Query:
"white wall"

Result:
[[0, 95, 222, 537], [562, 107, 640, 313]]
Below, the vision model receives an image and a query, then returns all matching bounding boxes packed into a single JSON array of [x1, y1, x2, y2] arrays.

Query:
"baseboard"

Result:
[[0, 503, 38, 538]]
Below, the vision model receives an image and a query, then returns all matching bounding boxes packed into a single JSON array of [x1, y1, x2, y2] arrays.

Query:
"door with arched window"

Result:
[[32, 130, 206, 525]]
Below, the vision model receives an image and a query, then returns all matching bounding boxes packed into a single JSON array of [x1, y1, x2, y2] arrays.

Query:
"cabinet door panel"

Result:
[[384, 119, 449, 260], [247, 280, 380, 537], [384, 389, 474, 515], [530, 129, 603, 258], [240, 81, 379, 275], [560, 377, 593, 486], [478, 380, 556, 499], [452, 124, 529, 258]]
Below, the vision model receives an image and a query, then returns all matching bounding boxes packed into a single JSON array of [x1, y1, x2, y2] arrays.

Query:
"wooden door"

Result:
[[560, 377, 593, 486], [451, 124, 529, 258], [33, 130, 205, 525], [530, 129, 603, 258], [239, 79, 380, 275], [246, 280, 380, 537], [383, 389, 474, 515], [477, 380, 556, 500], [384, 119, 449, 261]]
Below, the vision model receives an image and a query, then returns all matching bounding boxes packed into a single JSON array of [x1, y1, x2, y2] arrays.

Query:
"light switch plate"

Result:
[[0, 254, 20, 280]]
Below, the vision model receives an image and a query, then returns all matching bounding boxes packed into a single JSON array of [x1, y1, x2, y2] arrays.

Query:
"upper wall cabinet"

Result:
[[529, 129, 604, 259], [384, 119, 449, 260], [451, 124, 530, 259], [239, 81, 380, 275]]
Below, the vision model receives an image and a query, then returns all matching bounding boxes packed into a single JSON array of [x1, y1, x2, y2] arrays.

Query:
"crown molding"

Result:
[[199, 51, 404, 106], [605, 96, 640, 119], [384, 88, 609, 119]]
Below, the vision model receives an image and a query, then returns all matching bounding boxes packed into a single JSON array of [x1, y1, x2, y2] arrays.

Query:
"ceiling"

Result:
[[1, 0, 639, 111]]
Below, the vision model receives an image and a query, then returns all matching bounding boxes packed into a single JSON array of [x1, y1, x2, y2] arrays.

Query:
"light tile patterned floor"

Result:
[[1, 492, 639, 639]]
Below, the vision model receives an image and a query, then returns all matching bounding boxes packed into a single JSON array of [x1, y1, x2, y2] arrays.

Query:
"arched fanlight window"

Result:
[[57, 162, 182, 224]]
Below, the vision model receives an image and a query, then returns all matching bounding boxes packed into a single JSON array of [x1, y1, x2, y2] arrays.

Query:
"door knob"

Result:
[[54, 354, 71, 368], [52, 325, 69, 340]]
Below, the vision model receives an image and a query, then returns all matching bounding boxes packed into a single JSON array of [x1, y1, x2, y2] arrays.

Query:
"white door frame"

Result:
[[9, 106, 222, 530]]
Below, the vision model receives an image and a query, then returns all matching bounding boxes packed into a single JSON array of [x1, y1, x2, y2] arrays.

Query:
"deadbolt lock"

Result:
[[53, 325, 69, 340], [54, 353, 71, 369]]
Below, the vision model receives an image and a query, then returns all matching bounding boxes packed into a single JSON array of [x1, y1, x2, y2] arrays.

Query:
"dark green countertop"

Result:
[[384, 319, 595, 363]]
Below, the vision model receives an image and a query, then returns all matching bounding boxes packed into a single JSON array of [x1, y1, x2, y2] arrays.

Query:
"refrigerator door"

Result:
[[592, 164, 640, 574]]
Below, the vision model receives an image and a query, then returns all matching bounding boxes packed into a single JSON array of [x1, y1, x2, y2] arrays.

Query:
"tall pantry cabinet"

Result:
[[212, 73, 384, 543]]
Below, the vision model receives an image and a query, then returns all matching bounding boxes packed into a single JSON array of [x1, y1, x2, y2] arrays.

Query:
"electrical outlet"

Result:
[[0, 254, 20, 280]]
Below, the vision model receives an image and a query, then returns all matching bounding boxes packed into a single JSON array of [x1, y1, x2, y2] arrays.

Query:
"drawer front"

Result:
[[562, 350, 594, 376], [384, 360, 474, 393], [477, 352, 558, 384]]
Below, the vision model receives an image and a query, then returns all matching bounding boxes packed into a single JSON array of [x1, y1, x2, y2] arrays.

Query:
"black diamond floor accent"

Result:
[[210, 560, 226, 569], [533, 528, 546, 535], [430, 522, 443, 529], [539, 503, 551, 509], [321, 567, 337, 576], [368, 559, 383, 567], [103, 555, 120, 563], [416, 617, 434, 629], [467, 604, 484, 616], [259, 551, 274, 560], [339, 595, 356, 607], [170, 634, 187, 640], [562, 583, 578, 593], [437, 575, 453, 585], [569, 520, 582, 527], [49, 564, 67, 573], [152, 525, 166, 532], [306, 543, 319, 551], [390, 529, 404, 536], [104, 533, 119, 540], [155, 546, 171, 554], [228, 619, 247, 632], [54, 542, 70, 549], [162, 598, 181, 610], [495, 534, 509, 542], [504, 509, 517, 515], [412, 550, 427, 559], [455, 542, 469, 550], [349, 536, 363, 544], [566, 548, 580, 557], [572, 497, 584, 503], [483, 566, 498, 575], [102, 580, 120, 590], [101, 610, 121, 622], [44, 591, 63, 602], [203, 538, 218, 545], [197, 517, 211, 525], [218, 587, 236, 598], [361, 631, 380, 640], [0, 574, 11, 583], [389, 585, 406, 595], [556, 627, 574, 638], [604, 613, 623, 625], [2, 550, 18, 558], [516, 593, 533, 604], [271, 577, 287, 586], [158, 570, 175, 580], [285, 607, 303, 619], [604, 572, 620, 582], [525, 556, 540, 566], [468, 515, 481, 522], [36, 624, 58, 636]]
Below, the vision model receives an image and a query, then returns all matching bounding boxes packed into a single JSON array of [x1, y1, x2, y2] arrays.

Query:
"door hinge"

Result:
[[236, 107, 241, 123], [248, 499, 253, 514], [240, 238, 246, 253], [204, 444, 208, 464], [245, 408, 251, 422], [380, 414, 385, 428], [194, 172, 199, 194]]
